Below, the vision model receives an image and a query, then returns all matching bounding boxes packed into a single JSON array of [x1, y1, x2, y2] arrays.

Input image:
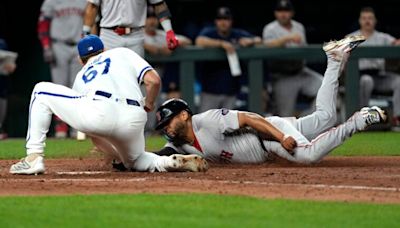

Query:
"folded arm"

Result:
[[237, 111, 297, 152]]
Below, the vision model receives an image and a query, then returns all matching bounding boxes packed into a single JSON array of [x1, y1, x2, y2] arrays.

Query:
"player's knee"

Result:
[[316, 109, 336, 128], [300, 153, 321, 164], [393, 77, 400, 89], [33, 82, 52, 93], [360, 75, 374, 91]]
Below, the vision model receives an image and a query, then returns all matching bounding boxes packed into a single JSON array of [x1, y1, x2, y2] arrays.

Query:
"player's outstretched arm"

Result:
[[238, 112, 297, 152]]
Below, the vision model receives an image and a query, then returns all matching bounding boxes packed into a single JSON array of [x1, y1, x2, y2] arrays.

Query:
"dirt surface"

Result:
[[1, 156, 400, 204]]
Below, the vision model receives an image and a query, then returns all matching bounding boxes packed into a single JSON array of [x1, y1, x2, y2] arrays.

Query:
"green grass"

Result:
[[0, 132, 399, 159], [0, 194, 399, 228], [331, 132, 400, 156], [0, 136, 167, 159]]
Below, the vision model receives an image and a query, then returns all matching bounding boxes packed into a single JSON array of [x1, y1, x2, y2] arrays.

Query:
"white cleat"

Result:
[[360, 106, 387, 125], [168, 154, 209, 172], [9, 153, 45, 175], [323, 35, 366, 61]]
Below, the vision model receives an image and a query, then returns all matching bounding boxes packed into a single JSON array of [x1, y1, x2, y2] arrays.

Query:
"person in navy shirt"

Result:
[[195, 6, 262, 112]]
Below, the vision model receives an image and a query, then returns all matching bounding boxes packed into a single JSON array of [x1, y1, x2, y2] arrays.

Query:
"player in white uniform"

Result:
[[9, 35, 207, 175], [151, 35, 388, 165], [82, 0, 179, 57]]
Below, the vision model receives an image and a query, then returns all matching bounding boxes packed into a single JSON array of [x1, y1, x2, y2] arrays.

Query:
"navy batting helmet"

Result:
[[155, 98, 193, 130]]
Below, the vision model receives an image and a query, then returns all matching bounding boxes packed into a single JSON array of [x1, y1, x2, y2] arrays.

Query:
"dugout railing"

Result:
[[146, 45, 400, 118]]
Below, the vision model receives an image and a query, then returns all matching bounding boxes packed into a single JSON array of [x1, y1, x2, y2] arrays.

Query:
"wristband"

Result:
[[82, 25, 91, 35], [160, 19, 172, 32]]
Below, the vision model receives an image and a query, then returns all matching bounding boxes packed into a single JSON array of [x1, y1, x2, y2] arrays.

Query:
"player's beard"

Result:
[[165, 121, 189, 146]]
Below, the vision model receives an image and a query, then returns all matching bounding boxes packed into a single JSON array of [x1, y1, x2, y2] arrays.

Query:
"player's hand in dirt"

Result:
[[281, 135, 297, 154]]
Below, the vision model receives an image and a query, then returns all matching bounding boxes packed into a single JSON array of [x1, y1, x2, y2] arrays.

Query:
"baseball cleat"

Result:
[[168, 154, 209, 172], [360, 106, 387, 125], [323, 35, 366, 61], [9, 153, 45, 175]]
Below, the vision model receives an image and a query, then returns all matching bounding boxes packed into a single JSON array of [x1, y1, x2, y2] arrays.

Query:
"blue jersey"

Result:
[[197, 27, 254, 95]]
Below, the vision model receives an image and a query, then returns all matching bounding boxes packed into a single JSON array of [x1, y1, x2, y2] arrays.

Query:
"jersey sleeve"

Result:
[[262, 24, 277, 41], [383, 33, 396, 45], [124, 48, 154, 84], [197, 109, 240, 134]]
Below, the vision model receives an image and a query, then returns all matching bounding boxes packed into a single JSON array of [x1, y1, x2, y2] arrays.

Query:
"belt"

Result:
[[101, 26, 144, 36], [51, 38, 77, 46], [95, 91, 140, 107]]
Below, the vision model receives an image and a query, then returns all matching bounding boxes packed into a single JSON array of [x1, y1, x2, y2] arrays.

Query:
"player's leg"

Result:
[[96, 105, 205, 172], [99, 28, 123, 50], [50, 42, 69, 86], [122, 126, 208, 172], [266, 106, 386, 164], [295, 35, 366, 140], [125, 30, 145, 57], [68, 47, 85, 138], [91, 135, 123, 164], [298, 67, 323, 116], [9, 82, 117, 174], [359, 74, 374, 108], [51, 43, 71, 138], [266, 116, 310, 146], [374, 72, 400, 119]]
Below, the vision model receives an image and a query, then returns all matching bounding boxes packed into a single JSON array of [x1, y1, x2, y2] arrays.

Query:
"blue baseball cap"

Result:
[[77, 35, 104, 58]]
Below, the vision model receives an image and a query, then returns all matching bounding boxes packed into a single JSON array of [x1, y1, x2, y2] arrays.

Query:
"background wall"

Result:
[[0, 0, 399, 136]]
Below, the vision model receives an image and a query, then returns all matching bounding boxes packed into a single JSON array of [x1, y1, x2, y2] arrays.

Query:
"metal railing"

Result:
[[146, 45, 400, 117]]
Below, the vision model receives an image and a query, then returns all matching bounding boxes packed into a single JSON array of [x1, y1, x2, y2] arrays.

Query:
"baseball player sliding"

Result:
[[151, 35, 388, 164], [83, 0, 179, 57], [9, 35, 207, 175]]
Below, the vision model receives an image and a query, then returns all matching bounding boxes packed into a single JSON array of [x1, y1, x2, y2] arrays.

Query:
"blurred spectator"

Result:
[[262, 0, 323, 117], [37, 0, 87, 138], [0, 38, 17, 139], [144, 6, 192, 134], [348, 7, 400, 131], [195, 6, 262, 112]]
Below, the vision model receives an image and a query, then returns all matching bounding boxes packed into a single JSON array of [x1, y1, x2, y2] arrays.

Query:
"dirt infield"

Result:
[[1, 156, 399, 204]]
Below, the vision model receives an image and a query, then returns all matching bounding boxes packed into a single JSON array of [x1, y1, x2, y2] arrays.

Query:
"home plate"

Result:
[[56, 171, 111, 175]]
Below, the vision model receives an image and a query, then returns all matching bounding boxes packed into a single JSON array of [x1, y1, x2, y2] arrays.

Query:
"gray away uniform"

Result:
[[89, 0, 163, 57], [165, 57, 369, 164], [40, 0, 87, 87], [263, 20, 323, 117]]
